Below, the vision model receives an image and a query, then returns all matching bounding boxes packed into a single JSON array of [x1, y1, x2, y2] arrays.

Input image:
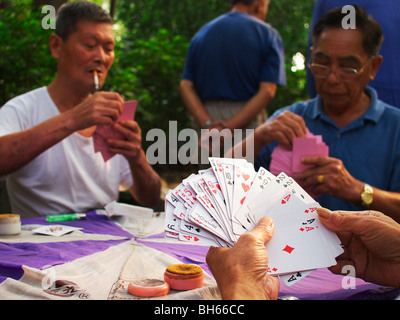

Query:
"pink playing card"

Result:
[[291, 132, 329, 173], [291, 137, 318, 173], [270, 144, 293, 176], [93, 100, 138, 162]]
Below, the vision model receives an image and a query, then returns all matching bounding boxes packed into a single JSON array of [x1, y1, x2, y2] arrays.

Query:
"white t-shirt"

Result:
[[0, 87, 133, 217]]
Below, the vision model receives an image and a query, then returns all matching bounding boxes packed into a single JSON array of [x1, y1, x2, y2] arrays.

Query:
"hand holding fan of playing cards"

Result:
[[164, 157, 344, 286], [206, 216, 281, 300], [207, 208, 400, 299]]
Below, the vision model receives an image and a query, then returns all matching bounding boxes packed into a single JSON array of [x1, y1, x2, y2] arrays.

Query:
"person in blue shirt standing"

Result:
[[232, 6, 400, 223], [306, 0, 400, 108], [179, 0, 286, 135]]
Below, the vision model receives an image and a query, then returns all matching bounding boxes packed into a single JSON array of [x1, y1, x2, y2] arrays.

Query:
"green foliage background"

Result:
[[0, 0, 316, 171]]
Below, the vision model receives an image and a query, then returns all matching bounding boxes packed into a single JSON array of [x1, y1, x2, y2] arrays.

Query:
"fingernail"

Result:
[[317, 207, 332, 220], [267, 217, 274, 228], [259, 216, 274, 228]]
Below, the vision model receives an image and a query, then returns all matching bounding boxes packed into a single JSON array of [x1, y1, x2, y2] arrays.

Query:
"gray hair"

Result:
[[55, 1, 113, 41], [312, 5, 383, 56]]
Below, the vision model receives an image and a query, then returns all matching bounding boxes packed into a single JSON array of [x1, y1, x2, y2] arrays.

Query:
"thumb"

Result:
[[317, 207, 351, 232], [251, 216, 275, 245], [317, 207, 373, 233]]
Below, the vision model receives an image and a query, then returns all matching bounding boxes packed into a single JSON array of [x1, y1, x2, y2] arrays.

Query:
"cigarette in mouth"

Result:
[[93, 70, 99, 91]]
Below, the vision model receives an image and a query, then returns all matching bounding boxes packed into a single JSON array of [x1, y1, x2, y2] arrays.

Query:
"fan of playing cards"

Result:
[[164, 157, 343, 286]]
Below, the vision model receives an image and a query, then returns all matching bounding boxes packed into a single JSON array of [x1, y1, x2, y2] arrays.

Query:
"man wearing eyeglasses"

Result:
[[232, 6, 400, 222], [306, 0, 400, 109]]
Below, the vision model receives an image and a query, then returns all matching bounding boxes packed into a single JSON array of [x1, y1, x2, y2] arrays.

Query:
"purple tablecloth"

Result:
[[1, 211, 398, 300], [0, 211, 132, 283], [138, 234, 400, 300]]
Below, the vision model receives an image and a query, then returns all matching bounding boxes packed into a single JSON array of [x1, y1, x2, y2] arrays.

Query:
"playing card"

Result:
[[93, 100, 137, 161], [199, 168, 236, 243], [230, 162, 256, 233], [260, 173, 317, 284], [179, 217, 224, 245], [292, 137, 319, 173], [187, 202, 233, 246], [279, 270, 315, 287], [275, 172, 315, 204], [270, 144, 292, 176], [292, 134, 328, 173], [165, 189, 180, 207], [264, 192, 340, 276], [209, 158, 231, 211], [199, 168, 227, 216], [32, 225, 83, 237], [265, 224, 334, 276], [222, 163, 235, 213], [234, 167, 275, 231], [209, 158, 247, 220], [263, 190, 319, 228], [178, 229, 220, 246], [270, 128, 329, 200], [247, 178, 287, 227], [164, 200, 179, 234], [163, 157, 343, 287], [175, 179, 197, 209]]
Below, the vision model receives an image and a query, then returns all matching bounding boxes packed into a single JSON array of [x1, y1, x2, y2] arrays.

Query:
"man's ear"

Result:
[[49, 33, 63, 59], [370, 55, 383, 80], [254, 0, 263, 16]]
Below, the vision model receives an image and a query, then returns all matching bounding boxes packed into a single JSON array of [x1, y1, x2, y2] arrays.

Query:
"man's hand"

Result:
[[206, 217, 280, 300], [67, 91, 124, 131], [255, 110, 307, 150], [106, 120, 143, 163], [296, 156, 364, 203], [318, 208, 400, 288]]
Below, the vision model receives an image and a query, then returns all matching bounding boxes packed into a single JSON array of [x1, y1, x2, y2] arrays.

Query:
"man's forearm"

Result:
[[0, 112, 75, 176], [368, 188, 400, 223], [179, 79, 210, 127], [226, 82, 277, 130], [129, 150, 161, 208]]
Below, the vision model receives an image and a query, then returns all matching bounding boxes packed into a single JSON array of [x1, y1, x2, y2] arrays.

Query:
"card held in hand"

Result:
[[164, 157, 343, 287], [93, 100, 138, 162]]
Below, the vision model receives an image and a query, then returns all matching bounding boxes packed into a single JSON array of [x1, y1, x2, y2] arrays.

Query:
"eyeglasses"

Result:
[[308, 57, 372, 82]]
